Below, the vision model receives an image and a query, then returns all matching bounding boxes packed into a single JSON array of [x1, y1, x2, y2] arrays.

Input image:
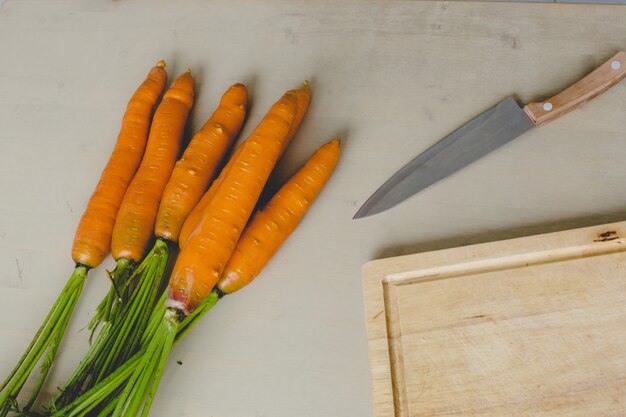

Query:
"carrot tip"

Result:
[[302, 80, 310, 91], [185, 68, 192, 74], [157, 60, 166, 69]]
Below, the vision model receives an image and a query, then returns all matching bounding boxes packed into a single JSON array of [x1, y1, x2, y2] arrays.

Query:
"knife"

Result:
[[354, 51, 626, 219]]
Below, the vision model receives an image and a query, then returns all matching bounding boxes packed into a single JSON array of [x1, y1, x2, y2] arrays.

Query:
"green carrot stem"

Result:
[[49, 289, 219, 417], [140, 295, 167, 347], [24, 284, 82, 412], [50, 352, 143, 417], [0, 277, 63, 393], [89, 288, 114, 338], [139, 314, 177, 417], [97, 240, 169, 379], [113, 249, 167, 370], [51, 240, 169, 412], [112, 324, 166, 417], [88, 258, 135, 336], [52, 318, 113, 409], [94, 262, 155, 382], [94, 396, 119, 417], [175, 290, 220, 342], [0, 266, 87, 416]]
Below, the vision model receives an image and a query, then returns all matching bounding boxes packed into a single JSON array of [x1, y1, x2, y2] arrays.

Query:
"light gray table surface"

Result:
[[1, 1, 625, 417]]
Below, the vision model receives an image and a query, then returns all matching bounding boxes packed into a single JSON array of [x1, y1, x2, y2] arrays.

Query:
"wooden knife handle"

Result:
[[524, 51, 626, 126]]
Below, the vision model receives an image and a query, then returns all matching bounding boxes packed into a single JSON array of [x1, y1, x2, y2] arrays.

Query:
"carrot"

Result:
[[49, 70, 193, 410], [111, 69, 195, 263], [179, 81, 311, 246], [0, 61, 168, 417], [169, 91, 298, 313], [72, 61, 168, 268], [285, 80, 311, 155], [177, 139, 341, 337], [89, 69, 194, 327], [218, 139, 341, 294], [94, 88, 298, 417], [155, 83, 248, 241], [51, 83, 247, 411], [54, 138, 342, 417]]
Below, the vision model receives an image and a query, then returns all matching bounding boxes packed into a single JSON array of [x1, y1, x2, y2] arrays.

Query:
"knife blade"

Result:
[[354, 51, 626, 219]]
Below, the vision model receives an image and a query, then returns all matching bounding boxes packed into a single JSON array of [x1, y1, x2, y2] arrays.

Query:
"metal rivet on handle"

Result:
[[543, 102, 553, 111], [611, 60, 621, 70]]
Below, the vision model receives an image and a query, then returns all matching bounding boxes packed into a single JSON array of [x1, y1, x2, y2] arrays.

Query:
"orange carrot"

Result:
[[49, 139, 341, 417], [168, 90, 297, 314], [173, 139, 341, 341], [72, 61, 167, 268], [155, 83, 247, 242], [51, 100, 336, 417], [284, 80, 311, 155], [218, 139, 340, 294], [51, 83, 246, 409], [179, 81, 310, 246], [99, 88, 298, 417], [111, 69, 194, 262], [87, 70, 194, 334], [0, 62, 168, 415]]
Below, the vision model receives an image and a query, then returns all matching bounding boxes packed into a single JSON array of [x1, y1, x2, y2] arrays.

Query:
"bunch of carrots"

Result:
[[0, 61, 340, 417]]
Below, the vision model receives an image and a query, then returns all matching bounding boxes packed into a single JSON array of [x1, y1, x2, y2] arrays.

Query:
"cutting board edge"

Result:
[[362, 220, 626, 281], [362, 219, 626, 417]]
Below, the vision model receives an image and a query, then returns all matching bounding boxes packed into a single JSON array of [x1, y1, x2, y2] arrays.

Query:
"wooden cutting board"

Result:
[[363, 222, 626, 417]]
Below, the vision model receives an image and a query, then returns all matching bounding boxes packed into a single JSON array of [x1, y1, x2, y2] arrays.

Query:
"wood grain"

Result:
[[363, 222, 626, 417], [524, 51, 626, 125]]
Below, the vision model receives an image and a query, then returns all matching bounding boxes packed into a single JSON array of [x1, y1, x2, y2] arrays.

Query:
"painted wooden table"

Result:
[[0, 1, 625, 416]]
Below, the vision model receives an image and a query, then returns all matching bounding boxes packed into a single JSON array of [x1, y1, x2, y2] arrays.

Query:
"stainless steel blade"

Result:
[[354, 97, 535, 219]]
